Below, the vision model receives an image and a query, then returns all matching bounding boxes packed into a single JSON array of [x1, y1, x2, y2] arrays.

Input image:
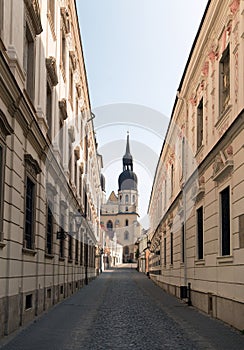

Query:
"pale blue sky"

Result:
[[77, 0, 208, 227]]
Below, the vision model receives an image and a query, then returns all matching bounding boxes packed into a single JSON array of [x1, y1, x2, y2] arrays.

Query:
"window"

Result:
[[170, 232, 173, 265], [125, 219, 129, 226], [125, 194, 129, 203], [197, 207, 203, 259], [164, 236, 166, 266], [59, 120, 63, 163], [25, 294, 32, 310], [75, 238, 79, 263], [69, 57, 74, 105], [221, 187, 230, 256], [125, 207, 128, 212], [24, 23, 35, 101], [197, 98, 203, 149], [68, 220, 73, 261], [132, 195, 135, 203], [59, 213, 65, 258], [24, 177, 35, 249], [124, 231, 129, 240], [46, 82, 52, 140], [181, 137, 185, 178], [46, 202, 53, 255], [164, 179, 167, 208], [219, 45, 230, 113], [181, 224, 185, 263], [171, 164, 174, 197], [80, 241, 83, 265], [107, 220, 113, 231]]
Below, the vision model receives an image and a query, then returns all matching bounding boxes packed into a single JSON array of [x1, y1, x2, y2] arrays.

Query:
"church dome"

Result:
[[118, 170, 137, 191]]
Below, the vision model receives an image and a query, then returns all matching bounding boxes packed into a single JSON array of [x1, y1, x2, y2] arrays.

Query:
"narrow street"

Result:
[[0, 266, 243, 350]]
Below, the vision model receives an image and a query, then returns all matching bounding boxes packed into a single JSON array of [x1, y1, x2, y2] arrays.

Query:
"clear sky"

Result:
[[77, 0, 208, 228]]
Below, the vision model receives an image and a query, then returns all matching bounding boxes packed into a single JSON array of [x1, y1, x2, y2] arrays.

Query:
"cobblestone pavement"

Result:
[[1, 267, 244, 350]]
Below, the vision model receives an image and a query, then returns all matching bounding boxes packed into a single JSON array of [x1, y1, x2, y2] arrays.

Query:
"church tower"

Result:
[[100, 133, 141, 264], [118, 133, 138, 214]]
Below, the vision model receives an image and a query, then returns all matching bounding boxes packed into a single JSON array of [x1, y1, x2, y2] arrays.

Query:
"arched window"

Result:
[[125, 194, 129, 203], [119, 194, 122, 202], [124, 246, 129, 255], [125, 207, 128, 212], [124, 231, 129, 240], [107, 220, 113, 231], [125, 219, 129, 226]]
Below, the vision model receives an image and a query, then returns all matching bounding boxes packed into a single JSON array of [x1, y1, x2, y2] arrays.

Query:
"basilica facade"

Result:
[[101, 134, 141, 264]]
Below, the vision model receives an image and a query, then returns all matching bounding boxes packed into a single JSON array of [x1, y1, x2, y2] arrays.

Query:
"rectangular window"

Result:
[[24, 177, 35, 249], [221, 187, 230, 256], [46, 83, 52, 139], [164, 237, 166, 266], [75, 238, 79, 263], [197, 98, 203, 149], [197, 207, 204, 259], [181, 224, 185, 263], [171, 165, 174, 197], [181, 137, 185, 178], [25, 294, 32, 310], [46, 203, 53, 255], [68, 221, 73, 261], [69, 58, 73, 105], [219, 45, 230, 114], [80, 241, 83, 265], [59, 213, 65, 258], [170, 232, 173, 265], [239, 215, 244, 249], [24, 24, 35, 101]]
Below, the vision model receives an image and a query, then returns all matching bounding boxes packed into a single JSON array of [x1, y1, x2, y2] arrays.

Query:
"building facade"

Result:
[[148, 0, 244, 330], [0, 0, 102, 337], [101, 134, 141, 263]]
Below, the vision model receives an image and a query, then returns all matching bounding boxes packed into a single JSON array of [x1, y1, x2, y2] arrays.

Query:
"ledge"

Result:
[[45, 253, 54, 259], [212, 160, 233, 182], [59, 257, 65, 262], [194, 259, 205, 266], [22, 247, 37, 256], [0, 241, 6, 249], [216, 255, 233, 264]]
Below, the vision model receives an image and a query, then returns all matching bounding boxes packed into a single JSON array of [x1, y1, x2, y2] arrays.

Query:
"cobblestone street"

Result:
[[1, 267, 244, 350]]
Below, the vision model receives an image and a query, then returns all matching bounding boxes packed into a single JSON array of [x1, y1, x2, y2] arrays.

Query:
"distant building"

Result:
[[0, 0, 102, 337], [148, 0, 244, 330], [101, 134, 141, 263]]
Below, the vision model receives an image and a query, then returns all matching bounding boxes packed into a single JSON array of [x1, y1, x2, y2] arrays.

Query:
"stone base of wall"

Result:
[[0, 276, 97, 338], [152, 276, 244, 331]]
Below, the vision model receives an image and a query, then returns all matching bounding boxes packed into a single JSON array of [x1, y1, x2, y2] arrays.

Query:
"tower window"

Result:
[[125, 219, 128, 226], [107, 220, 113, 231], [125, 194, 129, 203], [124, 231, 129, 240]]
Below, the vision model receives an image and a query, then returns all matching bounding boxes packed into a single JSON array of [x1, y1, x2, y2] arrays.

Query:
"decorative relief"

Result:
[[0, 110, 13, 140], [191, 176, 205, 202], [201, 61, 209, 77], [24, 154, 41, 179], [46, 57, 58, 86], [24, 0, 43, 35], [230, 0, 240, 15], [59, 98, 68, 121], [212, 145, 234, 182], [167, 213, 173, 228], [60, 7, 70, 34]]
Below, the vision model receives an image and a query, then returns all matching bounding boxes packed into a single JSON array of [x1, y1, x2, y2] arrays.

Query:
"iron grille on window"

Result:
[[24, 177, 35, 249]]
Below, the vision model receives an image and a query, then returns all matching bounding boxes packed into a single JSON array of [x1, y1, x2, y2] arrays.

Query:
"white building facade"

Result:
[[0, 0, 102, 337], [148, 0, 244, 330]]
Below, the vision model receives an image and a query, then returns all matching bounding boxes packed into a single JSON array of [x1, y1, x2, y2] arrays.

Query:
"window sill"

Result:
[[195, 259, 205, 266], [45, 253, 54, 259], [22, 248, 37, 256], [216, 255, 233, 264], [75, 260, 79, 265], [180, 262, 185, 267], [59, 257, 65, 262], [68, 258, 73, 263]]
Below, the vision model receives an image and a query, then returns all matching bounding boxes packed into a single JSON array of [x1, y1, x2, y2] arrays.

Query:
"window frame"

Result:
[[197, 98, 204, 150], [196, 206, 204, 260], [220, 186, 231, 256], [219, 44, 230, 115]]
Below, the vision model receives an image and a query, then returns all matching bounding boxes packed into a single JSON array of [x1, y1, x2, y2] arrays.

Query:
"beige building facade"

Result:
[[0, 0, 102, 337], [148, 0, 244, 330]]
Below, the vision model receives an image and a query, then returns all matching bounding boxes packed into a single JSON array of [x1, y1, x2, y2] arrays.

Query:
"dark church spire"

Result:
[[123, 132, 133, 171]]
